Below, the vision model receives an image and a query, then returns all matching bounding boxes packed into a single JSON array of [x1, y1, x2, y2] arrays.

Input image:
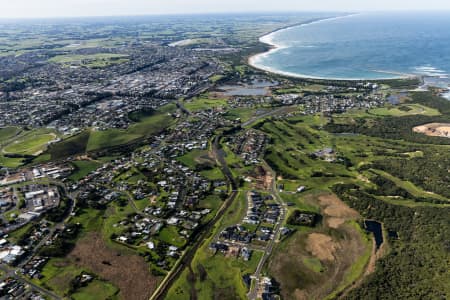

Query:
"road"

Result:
[[247, 162, 287, 300], [242, 106, 296, 127], [0, 178, 77, 299], [0, 263, 61, 299], [150, 134, 239, 300]]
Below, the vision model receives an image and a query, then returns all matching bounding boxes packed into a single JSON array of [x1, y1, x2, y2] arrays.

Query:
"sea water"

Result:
[[250, 12, 450, 82]]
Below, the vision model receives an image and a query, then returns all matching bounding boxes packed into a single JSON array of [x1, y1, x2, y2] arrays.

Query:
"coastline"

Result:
[[247, 14, 415, 81]]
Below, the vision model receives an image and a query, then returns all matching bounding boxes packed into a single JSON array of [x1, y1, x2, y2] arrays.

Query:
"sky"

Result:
[[1, 0, 450, 19]]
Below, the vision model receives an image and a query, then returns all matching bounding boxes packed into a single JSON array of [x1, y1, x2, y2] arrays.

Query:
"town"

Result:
[[0, 12, 441, 300]]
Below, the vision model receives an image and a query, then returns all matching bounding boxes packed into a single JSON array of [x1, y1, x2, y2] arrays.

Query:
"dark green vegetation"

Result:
[[326, 92, 450, 145], [335, 184, 450, 299]]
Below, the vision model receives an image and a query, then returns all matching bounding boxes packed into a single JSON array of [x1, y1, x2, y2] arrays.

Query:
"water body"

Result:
[[364, 220, 383, 249], [219, 79, 277, 96], [250, 12, 450, 82]]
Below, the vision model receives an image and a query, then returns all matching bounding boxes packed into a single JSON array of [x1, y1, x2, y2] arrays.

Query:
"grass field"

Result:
[[47, 131, 91, 160], [86, 104, 176, 151], [69, 160, 103, 181], [177, 149, 212, 170], [158, 226, 187, 248], [44, 104, 177, 160], [0, 128, 58, 166], [35, 258, 85, 296], [368, 103, 440, 117], [224, 107, 260, 123], [48, 53, 129, 68], [0, 126, 21, 141], [72, 280, 119, 300], [368, 169, 449, 202], [4, 132, 55, 155], [183, 95, 228, 112], [0, 155, 24, 168], [35, 201, 159, 299]]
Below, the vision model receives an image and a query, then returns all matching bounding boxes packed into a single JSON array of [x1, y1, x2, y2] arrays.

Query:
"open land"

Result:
[[413, 122, 450, 138]]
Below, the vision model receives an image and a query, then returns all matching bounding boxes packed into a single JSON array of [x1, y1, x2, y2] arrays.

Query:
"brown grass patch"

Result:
[[268, 193, 371, 300], [306, 233, 338, 261], [318, 194, 360, 229], [68, 233, 158, 300]]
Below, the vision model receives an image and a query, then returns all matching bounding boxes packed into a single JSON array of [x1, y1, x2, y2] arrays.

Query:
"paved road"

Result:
[[247, 162, 287, 300], [0, 179, 77, 299], [242, 106, 295, 127], [150, 135, 239, 300], [0, 264, 61, 299]]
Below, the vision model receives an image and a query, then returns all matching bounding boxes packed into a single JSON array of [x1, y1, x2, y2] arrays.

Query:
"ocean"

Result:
[[250, 12, 450, 85]]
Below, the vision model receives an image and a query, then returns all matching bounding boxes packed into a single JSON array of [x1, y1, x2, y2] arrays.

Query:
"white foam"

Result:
[[414, 65, 448, 78], [442, 91, 450, 100], [249, 14, 410, 81]]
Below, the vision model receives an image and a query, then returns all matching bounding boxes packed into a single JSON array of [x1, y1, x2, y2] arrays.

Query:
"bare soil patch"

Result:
[[413, 123, 450, 138], [306, 233, 338, 261], [69, 233, 158, 300], [268, 193, 371, 300], [318, 194, 360, 229]]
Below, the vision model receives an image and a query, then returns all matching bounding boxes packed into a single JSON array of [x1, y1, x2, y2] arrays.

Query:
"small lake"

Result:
[[221, 86, 268, 96], [364, 220, 383, 249], [218, 79, 278, 96]]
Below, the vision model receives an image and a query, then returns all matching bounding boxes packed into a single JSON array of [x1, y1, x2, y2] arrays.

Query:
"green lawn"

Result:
[[69, 160, 102, 181], [302, 257, 324, 273], [72, 280, 119, 300], [177, 149, 210, 169], [49, 53, 129, 68], [368, 104, 440, 117], [200, 168, 225, 181], [183, 96, 228, 112], [37, 258, 86, 296], [224, 108, 259, 123], [158, 226, 186, 248], [370, 169, 449, 201], [0, 155, 24, 168], [0, 126, 20, 141], [4, 132, 56, 155]]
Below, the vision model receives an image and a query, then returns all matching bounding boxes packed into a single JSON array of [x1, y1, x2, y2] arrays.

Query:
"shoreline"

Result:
[[247, 14, 417, 81]]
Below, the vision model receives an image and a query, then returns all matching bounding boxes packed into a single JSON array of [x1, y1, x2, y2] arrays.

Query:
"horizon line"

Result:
[[0, 9, 449, 21]]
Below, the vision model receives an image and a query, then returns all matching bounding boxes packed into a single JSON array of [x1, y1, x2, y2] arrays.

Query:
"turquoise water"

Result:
[[251, 13, 450, 81]]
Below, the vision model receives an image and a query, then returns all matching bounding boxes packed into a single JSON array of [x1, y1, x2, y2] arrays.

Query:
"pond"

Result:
[[364, 220, 383, 249], [218, 78, 278, 96]]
